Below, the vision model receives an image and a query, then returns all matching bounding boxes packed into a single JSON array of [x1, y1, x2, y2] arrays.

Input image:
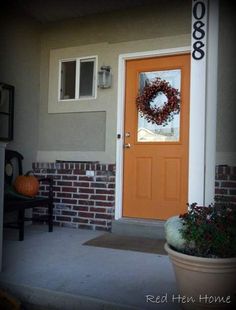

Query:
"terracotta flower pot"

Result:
[[165, 243, 236, 309]]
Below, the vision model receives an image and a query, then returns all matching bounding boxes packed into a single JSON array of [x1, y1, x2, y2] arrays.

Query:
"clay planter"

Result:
[[165, 243, 236, 309]]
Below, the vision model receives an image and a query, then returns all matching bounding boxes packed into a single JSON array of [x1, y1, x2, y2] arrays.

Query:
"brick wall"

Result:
[[215, 165, 236, 206], [32, 162, 236, 232], [32, 162, 116, 231]]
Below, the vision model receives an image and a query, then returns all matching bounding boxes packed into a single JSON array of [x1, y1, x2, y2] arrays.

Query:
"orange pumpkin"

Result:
[[14, 171, 39, 197]]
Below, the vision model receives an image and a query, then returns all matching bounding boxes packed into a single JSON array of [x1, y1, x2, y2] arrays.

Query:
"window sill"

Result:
[[48, 99, 107, 113]]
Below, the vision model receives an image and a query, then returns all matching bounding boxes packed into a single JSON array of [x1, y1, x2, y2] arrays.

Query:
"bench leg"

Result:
[[18, 209, 25, 241], [48, 203, 53, 232]]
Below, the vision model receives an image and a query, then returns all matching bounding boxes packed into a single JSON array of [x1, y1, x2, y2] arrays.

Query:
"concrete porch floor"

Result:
[[0, 225, 179, 310]]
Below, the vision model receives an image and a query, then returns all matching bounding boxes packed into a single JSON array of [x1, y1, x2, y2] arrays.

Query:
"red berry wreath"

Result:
[[136, 78, 181, 126]]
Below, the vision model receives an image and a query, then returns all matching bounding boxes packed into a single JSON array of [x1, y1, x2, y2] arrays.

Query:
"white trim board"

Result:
[[115, 46, 192, 220]]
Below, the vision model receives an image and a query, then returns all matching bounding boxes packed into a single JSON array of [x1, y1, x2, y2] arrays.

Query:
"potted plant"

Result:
[[164, 201, 236, 309]]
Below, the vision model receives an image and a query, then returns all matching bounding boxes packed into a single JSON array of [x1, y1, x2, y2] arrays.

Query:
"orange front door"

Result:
[[123, 54, 190, 220]]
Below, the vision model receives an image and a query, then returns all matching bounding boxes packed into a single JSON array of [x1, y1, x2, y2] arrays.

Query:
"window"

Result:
[[59, 57, 96, 101]]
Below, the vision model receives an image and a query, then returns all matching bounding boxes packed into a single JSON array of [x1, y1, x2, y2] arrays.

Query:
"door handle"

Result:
[[124, 143, 131, 149]]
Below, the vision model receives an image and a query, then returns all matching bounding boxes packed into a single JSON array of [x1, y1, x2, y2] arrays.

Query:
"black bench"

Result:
[[4, 150, 54, 241]]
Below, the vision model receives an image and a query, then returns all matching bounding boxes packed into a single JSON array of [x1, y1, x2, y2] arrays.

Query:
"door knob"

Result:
[[125, 132, 131, 137], [124, 143, 131, 148]]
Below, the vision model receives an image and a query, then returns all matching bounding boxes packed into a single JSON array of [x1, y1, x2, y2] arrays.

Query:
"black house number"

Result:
[[192, 0, 206, 60]]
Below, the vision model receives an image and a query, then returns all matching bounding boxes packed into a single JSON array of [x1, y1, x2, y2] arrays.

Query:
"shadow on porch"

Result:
[[0, 225, 179, 310]]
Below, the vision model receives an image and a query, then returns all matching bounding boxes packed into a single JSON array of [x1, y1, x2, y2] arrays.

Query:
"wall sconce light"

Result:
[[98, 65, 112, 89]]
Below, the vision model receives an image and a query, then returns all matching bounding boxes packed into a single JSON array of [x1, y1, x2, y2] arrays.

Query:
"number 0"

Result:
[[193, 1, 206, 20]]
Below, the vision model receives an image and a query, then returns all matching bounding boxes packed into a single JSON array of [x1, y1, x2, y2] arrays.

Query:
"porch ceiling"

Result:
[[15, 0, 158, 23]]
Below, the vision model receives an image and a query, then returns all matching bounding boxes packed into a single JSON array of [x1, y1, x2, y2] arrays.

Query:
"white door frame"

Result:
[[115, 46, 192, 220]]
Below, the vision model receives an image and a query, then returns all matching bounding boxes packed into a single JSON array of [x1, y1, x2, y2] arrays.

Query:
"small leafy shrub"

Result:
[[179, 202, 236, 258]]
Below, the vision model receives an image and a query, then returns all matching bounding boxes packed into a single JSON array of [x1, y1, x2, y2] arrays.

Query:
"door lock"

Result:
[[125, 132, 131, 138]]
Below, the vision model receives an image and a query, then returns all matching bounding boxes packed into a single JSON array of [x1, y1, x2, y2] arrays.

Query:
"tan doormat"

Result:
[[83, 233, 167, 255]]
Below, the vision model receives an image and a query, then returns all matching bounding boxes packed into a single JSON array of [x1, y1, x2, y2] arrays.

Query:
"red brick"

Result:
[[229, 190, 236, 195], [57, 169, 72, 174], [95, 213, 112, 220], [78, 212, 94, 218], [221, 182, 236, 188], [90, 207, 106, 213], [96, 177, 107, 182], [49, 175, 61, 180], [96, 201, 113, 207], [90, 220, 107, 225], [108, 164, 116, 171], [215, 174, 227, 180], [107, 196, 115, 201], [73, 194, 89, 199], [57, 181, 73, 186], [91, 195, 106, 201], [62, 175, 77, 180], [79, 176, 94, 181], [62, 187, 77, 192], [62, 210, 77, 216], [56, 216, 71, 222], [61, 199, 77, 204], [96, 171, 107, 176], [79, 188, 94, 194], [73, 206, 88, 211], [215, 188, 228, 195], [74, 182, 90, 187], [79, 163, 85, 170], [95, 164, 101, 171], [96, 189, 115, 195], [53, 186, 61, 192], [73, 169, 86, 175], [57, 193, 72, 198], [91, 183, 106, 188], [108, 183, 115, 189], [216, 165, 229, 175], [73, 218, 88, 223], [78, 200, 94, 206]]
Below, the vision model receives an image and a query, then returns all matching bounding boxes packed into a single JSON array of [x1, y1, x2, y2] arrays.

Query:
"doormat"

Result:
[[83, 233, 167, 255]]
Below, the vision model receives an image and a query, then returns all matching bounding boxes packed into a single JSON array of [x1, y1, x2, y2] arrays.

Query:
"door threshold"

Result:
[[111, 217, 166, 239]]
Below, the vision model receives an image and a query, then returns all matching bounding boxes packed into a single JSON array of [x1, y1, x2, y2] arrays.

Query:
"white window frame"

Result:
[[58, 56, 97, 102]]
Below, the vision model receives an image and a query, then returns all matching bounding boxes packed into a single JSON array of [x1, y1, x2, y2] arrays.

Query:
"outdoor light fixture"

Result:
[[98, 65, 112, 89]]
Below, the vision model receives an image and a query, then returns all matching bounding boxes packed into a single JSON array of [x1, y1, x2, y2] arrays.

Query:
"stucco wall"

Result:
[[0, 1, 234, 167], [216, 0, 236, 166], [0, 11, 41, 171], [38, 0, 191, 163]]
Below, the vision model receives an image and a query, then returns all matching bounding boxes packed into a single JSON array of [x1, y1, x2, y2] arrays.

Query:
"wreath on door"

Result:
[[136, 78, 181, 126]]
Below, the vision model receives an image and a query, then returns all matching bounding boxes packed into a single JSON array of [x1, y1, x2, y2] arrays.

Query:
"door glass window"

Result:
[[137, 70, 181, 142]]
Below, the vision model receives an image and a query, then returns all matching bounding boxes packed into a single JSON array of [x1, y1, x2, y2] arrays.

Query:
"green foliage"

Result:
[[179, 201, 236, 258]]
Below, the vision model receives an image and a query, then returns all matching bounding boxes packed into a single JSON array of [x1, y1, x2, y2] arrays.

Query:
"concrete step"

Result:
[[111, 218, 166, 239], [0, 281, 139, 310]]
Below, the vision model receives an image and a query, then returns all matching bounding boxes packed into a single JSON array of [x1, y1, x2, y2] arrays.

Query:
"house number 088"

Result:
[[192, 0, 206, 60]]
